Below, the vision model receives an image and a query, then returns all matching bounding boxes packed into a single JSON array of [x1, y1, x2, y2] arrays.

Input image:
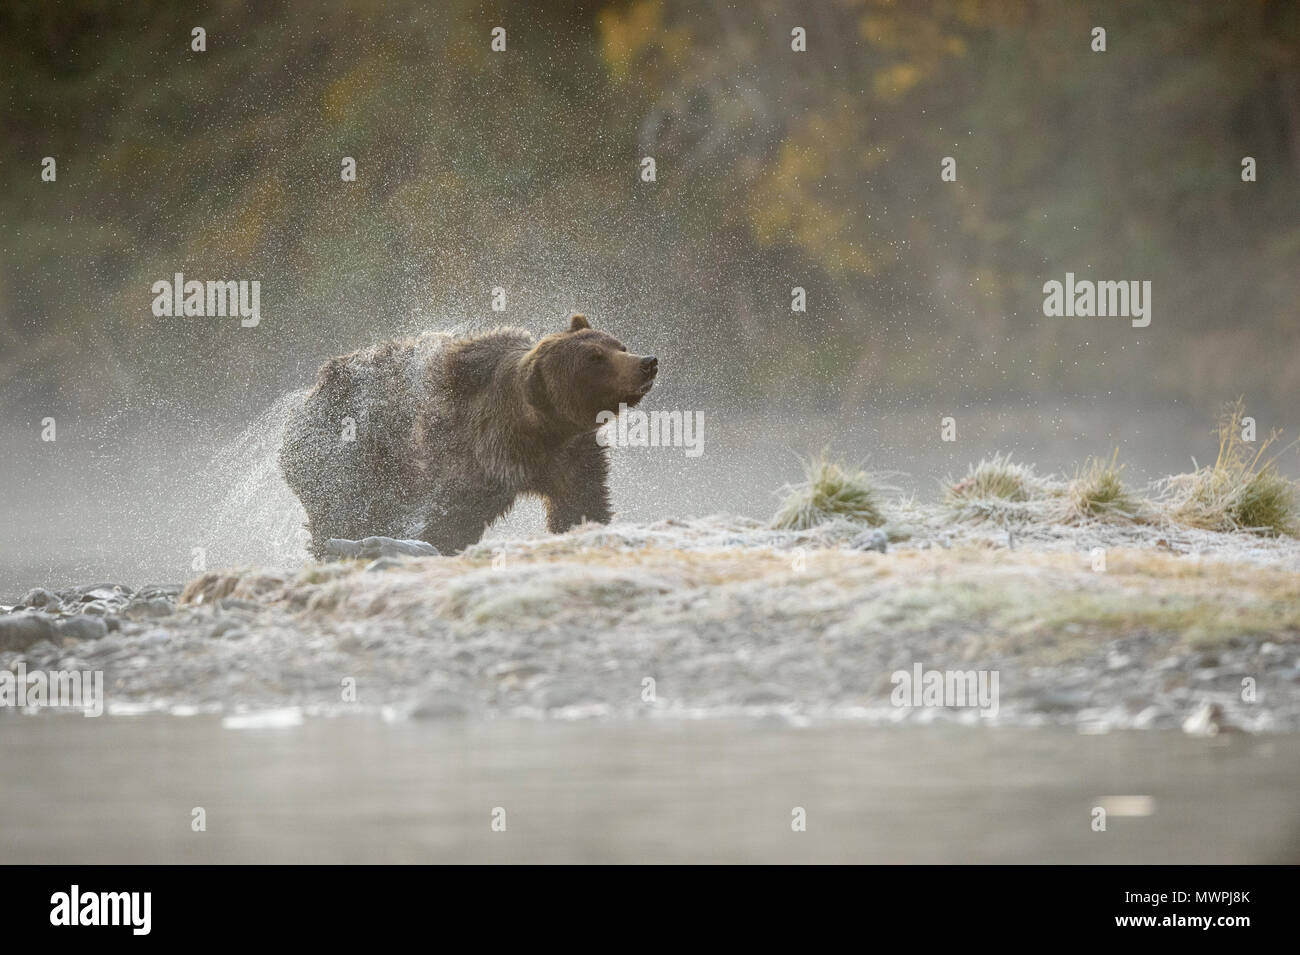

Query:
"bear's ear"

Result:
[[568, 313, 590, 332]]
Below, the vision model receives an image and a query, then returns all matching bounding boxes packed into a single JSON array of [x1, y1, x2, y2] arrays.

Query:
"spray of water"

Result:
[[194, 390, 312, 571]]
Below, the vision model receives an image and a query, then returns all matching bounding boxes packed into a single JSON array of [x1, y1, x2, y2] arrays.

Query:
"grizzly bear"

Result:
[[278, 314, 657, 557]]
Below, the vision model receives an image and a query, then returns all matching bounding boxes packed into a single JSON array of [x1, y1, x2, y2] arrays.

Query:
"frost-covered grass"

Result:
[[772, 452, 892, 530], [1157, 401, 1298, 537], [946, 452, 1044, 503], [943, 453, 1065, 524], [1065, 452, 1144, 523], [926, 411, 1297, 536]]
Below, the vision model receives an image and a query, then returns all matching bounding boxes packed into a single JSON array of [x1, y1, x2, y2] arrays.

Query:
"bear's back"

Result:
[[280, 331, 455, 506]]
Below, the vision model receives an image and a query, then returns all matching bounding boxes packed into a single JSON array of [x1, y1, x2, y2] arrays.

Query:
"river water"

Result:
[[2, 715, 1296, 863]]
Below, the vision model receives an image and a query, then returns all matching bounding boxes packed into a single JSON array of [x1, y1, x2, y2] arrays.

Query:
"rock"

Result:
[[1033, 687, 1091, 712], [138, 629, 173, 648], [80, 587, 128, 603], [0, 613, 58, 651], [408, 675, 473, 718], [1133, 704, 1170, 729], [24, 639, 61, 664], [326, 537, 440, 559], [1258, 642, 1286, 663], [409, 696, 470, 719], [848, 529, 889, 553], [19, 587, 60, 609], [84, 636, 126, 658], [78, 583, 133, 596], [1182, 701, 1233, 737], [364, 557, 406, 573], [742, 683, 793, 705], [1105, 652, 1133, 671], [214, 598, 261, 613], [125, 597, 174, 619], [533, 678, 598, 710], [58, 616, 109, 641], [1075, 706, 1119, 734], [209, 618, 244, 639]]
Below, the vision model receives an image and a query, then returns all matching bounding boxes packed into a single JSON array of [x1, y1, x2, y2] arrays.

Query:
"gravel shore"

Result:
[[3, 512, 1299, 732]]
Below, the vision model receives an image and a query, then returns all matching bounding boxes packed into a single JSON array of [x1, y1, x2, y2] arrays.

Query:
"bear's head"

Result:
[[523, 313, 658, 431]]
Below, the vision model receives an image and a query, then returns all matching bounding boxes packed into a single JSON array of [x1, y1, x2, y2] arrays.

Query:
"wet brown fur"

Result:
[[279, 314, 656, 556]]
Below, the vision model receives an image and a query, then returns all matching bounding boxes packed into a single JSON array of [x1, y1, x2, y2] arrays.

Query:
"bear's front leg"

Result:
[[545, 434, 612, 533]]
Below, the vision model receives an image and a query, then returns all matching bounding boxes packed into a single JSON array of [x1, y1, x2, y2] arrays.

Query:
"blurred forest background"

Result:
[[2, 0, 1298, 426]]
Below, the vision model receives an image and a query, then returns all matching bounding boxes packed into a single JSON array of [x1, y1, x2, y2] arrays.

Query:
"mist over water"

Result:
[[5, 386, 1287, 599]]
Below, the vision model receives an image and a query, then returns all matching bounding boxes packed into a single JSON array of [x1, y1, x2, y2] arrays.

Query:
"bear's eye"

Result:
[[586, 351, 603, 364]]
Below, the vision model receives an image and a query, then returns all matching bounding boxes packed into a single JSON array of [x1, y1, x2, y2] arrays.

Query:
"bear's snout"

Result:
[[636, 355, 658, 395]]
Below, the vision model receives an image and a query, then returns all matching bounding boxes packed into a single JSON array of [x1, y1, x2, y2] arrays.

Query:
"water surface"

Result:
[[2, 716, 1295, 863]]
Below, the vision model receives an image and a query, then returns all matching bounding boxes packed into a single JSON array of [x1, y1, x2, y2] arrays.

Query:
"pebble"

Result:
[[848, 529, 889, 553], [58, 616, 109, 641], [209, 618, 244, 639], [1034, 688, 1091, 712], [19, 588, 60, 609], [135, 585, 181, 599], [80, 587, 127, 603], [0, 613, 58, 651], [742, 683, 794, 705], [84, 636, 126, 658], [1258, 642, 1285, 663], [1132, 705, 1168, 729], [1182, 701, 1232, 736], [326, 536, 440, 559], [125, 598, 174, 619], [138, 630, 173, 648], [23, 639, 61, 665]]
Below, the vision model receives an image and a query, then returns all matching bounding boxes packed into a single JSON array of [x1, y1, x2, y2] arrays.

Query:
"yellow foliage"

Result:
[[322, 58, 383, 121], [596, 0, 692, 85], [747, 100, 889, 275], [873, 63, 924, 100], [220, 176, 287, 262]]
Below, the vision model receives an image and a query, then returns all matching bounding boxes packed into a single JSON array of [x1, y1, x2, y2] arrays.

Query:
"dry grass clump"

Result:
[[1157, 401, 1298, 536], [772, 452, 892, 529], [1065, 451, 1144, 522], [944, 453, 1063, 523], [946, 452, 1042, 503]]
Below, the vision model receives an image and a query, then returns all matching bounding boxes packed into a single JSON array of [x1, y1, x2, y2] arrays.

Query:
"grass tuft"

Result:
[[1158, 399, 1298, 536], [1066, 451, 1143, 522], [943, 453, 1060, 522], [945, 452, 1043, 503], [772, 451, 891, 529]]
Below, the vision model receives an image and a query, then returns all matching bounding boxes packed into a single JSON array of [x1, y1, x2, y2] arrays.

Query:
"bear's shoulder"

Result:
[[442, 325, 535, 396], [309, 331, 451, 395]]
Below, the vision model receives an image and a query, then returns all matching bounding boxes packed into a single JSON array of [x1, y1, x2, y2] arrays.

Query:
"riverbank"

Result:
[[3, 512, 1298, 731]]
